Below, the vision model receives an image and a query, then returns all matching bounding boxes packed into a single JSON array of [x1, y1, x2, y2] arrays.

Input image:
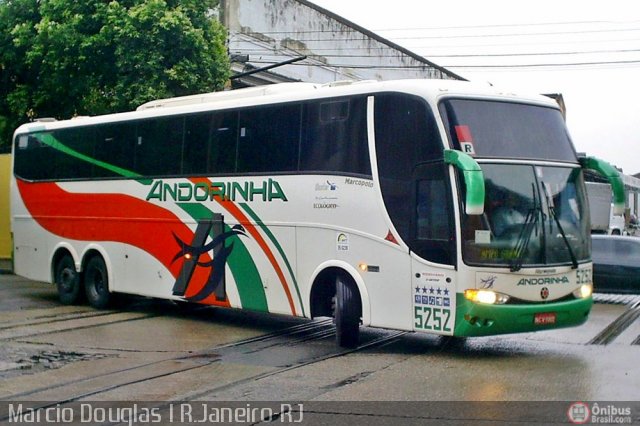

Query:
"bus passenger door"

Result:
[[410, 161, 457, 335], [411, 162, 456, 266]]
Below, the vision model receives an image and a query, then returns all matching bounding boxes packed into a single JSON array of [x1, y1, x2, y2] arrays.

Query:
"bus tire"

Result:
[[335, 274, 360, 348], [84, 255, 111, 309], [54, 254, 82, 305]]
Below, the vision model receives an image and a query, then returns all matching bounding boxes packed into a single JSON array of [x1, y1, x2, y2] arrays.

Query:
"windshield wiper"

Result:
[[510, 184, 541, 272], [542, 182, 579, 269]]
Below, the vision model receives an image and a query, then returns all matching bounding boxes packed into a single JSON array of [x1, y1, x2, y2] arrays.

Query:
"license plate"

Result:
[[534, 312, 557, 325]]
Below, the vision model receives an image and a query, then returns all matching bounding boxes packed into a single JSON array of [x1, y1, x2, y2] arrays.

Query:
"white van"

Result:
[[609, 205, 626, 235]]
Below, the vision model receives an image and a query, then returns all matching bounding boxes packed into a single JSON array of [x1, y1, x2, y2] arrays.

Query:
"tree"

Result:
[[0, 0, 230, 149]]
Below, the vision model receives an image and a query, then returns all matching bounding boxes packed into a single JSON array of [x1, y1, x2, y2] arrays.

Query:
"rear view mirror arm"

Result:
[[579, 157, 626, 215], [444, 149, 485, 215]]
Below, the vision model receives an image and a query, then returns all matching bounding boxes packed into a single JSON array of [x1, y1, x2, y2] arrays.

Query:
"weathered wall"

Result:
[[222, 0, 463, 84]]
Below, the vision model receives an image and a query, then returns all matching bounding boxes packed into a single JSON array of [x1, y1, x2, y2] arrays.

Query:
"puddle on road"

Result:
[[0, 347, 112, 378]]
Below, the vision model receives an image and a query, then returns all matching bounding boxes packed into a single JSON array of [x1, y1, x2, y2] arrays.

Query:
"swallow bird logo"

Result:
[[480, 275, 497, 289], [171, 215, 247, 302]]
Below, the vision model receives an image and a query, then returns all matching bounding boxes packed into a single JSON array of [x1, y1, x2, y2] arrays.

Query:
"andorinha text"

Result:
[[146, 179, 288, 202], [517, 276, 570, 286]]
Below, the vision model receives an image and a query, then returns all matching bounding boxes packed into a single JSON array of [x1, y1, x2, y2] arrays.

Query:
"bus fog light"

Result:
[[464, 289, 510, 305], [573, 284, 592, 299]]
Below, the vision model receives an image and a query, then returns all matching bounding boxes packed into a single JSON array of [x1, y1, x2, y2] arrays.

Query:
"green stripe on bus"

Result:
[[239, 202, 305, 317], [34, 133, 152, 184], [177, 202, 268, 312]]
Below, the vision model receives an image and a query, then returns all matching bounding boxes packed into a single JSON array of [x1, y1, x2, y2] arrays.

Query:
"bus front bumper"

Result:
[[453, 294, 593, 337]]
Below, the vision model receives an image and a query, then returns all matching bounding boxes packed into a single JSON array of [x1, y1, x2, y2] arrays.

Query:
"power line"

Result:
[[423, 48, 640, 58], [231, 47, 640, 58], [229, 24, 640, 71], [246, 58, 640, 70], [445, 59, 640, 69], [230, 33, 640, 50], [387, 27, 640, 41], [371, 19, 640, 32], [233, 20, 640, 34], [231, 26, 640, 43]]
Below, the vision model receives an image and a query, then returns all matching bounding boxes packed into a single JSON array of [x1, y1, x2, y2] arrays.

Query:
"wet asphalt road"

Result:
[[0, 273, 639, 425]]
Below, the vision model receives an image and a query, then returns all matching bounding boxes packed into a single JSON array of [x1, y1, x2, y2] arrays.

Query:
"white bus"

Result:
[[10, 79, 624, 347]]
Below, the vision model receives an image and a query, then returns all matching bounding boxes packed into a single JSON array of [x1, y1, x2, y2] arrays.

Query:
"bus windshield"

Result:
[[439, 98, 591, 268], [440, 99, 576, 162], [461, 164, 591, 268]]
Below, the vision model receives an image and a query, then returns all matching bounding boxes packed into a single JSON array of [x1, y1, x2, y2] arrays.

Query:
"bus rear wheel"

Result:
[[84, 255, 111, 309], [335, 274, 361, 348], [54, 254, 82, 305]]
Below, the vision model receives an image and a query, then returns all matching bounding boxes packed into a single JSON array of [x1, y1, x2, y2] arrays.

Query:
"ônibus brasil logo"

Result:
[[567, 402, 590, 424], [567, 402, 632, 424]]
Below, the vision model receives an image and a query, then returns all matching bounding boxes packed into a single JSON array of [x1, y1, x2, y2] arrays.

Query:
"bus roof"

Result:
[[14, 79, 558, 135], [136, 82, 321, 110]]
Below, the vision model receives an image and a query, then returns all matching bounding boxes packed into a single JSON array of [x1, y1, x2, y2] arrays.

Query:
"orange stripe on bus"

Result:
[[17, 180, 230, 308], [189, 177, 298, 316]]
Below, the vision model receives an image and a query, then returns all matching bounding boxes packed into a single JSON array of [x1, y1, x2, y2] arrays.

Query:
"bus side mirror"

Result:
[[444, 149, 485, 215], [579, 156, 626, 215]]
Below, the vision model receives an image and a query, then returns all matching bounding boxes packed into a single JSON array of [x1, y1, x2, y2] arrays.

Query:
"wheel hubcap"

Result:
[[60, 268, 75, 291]]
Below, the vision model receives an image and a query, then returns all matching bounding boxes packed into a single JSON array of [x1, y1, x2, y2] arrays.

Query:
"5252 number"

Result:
[[414, 306, 451, 332], [576, 268, 592, 285]]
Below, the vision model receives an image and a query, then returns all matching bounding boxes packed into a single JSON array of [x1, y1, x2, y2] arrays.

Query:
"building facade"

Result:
[[220, 0, 464, 86]]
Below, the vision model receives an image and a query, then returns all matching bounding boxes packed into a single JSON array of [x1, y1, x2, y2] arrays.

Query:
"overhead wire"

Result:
[[245, 58, 640, 70], [237, 19, 640, 34], [228, 19, 640, 72], [231, 47, 640, 58], [371, 20, 640, 32], [232, 26, 640, 42], [232, 21, 640, 40], [229, 33, 640, 50]]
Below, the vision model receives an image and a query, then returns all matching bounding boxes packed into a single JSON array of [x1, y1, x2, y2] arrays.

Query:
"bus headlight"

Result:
[[573, 284, 593, 299], [464, 289, 510, 305]]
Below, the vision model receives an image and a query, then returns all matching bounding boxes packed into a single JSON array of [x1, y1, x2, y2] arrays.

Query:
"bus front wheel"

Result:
[[335, 274, 361, 348], [54, 254, 82, 305], [84, 256, 111, 309]]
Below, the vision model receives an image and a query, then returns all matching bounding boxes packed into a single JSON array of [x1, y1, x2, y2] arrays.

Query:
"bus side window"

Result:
[[52, 128, 94, 180], [300, 97, 370, 175], [183, 113, 210, 175], [237, 104, 300, 173], [375, 93, 443, 247], [183, 111, 238, 176], [136, 116, 184, 176], [14, 134, 55, 180], [208, 111, 238, 174], [94, 122, 137, 178]]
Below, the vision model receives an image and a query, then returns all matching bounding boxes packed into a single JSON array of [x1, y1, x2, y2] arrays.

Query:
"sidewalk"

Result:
[[0, 258, 12, 274]]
